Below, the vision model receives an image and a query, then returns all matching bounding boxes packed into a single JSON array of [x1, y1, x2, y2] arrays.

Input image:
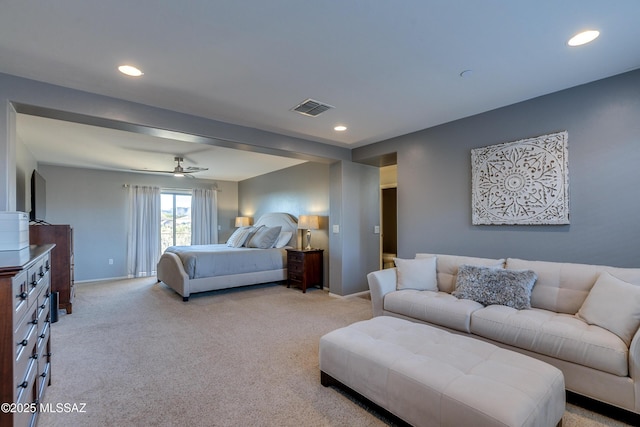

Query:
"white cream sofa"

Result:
[[367, 253, 640, 415]]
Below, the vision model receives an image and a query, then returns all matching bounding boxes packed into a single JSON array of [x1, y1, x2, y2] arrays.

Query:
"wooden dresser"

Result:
[[286, 248, 324, 293], [29, 225, 74, 314], [0, 244, 55, 427]]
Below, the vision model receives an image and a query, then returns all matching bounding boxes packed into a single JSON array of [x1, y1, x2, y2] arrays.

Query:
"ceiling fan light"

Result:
[[173, 172, 185, 177]]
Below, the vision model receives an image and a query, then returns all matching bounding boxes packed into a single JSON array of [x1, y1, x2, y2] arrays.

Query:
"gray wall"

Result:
[[238, 162, 331, 287], [239, 159, 380, 296], [329, 161, 380, 295], [353, 69, 640, 268], [37, 164, 238, 282]]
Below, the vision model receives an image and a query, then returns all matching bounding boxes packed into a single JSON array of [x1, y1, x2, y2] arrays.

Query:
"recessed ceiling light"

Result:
[[334, 125, 347, 132], [567, 30, 600, 47], [118, 65, 144, 77], [459, 69, 473, 78]]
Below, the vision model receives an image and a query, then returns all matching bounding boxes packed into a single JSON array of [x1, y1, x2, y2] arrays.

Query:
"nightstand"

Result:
[[286, 249, 324, 293]]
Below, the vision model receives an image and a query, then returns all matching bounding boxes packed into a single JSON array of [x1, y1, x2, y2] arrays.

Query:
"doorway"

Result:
[[380, 165, 397, 268]]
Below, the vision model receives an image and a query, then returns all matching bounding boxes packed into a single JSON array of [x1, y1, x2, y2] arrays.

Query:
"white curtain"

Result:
[[191, 187, 218, 245], [126, 185, 161, 278]]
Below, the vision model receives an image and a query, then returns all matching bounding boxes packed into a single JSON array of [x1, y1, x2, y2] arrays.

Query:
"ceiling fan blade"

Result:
[[185, 166, 209, 172], [130, 168, 173, 173]]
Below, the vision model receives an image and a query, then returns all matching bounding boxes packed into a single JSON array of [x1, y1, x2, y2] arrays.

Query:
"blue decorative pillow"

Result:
[[452, 264, 537, 310]]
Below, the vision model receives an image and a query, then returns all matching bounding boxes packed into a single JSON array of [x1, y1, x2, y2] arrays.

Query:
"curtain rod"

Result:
[[122, 184, 220, 191]]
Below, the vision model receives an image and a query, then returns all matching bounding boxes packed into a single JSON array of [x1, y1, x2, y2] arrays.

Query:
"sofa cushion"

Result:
[[452, 265, 537, 310], [394, 256, 438, 291], [506, 258, 640, 315], [383, 290, 483, 333], [416, 254, 505, 294], [577, 272, 640, 346], [470, 306, 629, 376]]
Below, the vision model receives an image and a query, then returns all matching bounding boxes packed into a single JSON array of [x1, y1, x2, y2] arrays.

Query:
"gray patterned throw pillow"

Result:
[[452, 264, 537, 310]]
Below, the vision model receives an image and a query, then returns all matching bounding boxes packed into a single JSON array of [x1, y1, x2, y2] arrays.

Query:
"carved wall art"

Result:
[[471, 131, 569, 225]]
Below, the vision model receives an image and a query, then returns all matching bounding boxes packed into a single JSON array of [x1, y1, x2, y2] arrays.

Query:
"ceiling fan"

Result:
[[132, 156, 209, 177]]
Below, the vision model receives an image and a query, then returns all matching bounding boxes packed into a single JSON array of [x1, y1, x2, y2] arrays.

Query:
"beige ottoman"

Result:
[[320, 316, 565, 427]]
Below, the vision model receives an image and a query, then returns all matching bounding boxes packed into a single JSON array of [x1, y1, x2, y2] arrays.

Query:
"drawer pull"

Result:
[[41, 372, 47, 378], [32, 353, 38, 360], [31, 319, 38, 325], [39, 272, 45, 277], [18, 381, 28, 389], [19, 339, 28, 347], [18, 291, 28, 300], [40, 303, 46, 309], [39, 333, 46, 339]]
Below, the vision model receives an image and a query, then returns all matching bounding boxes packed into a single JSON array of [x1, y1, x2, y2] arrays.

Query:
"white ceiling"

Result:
[[3, 1, 640, 179], [16, 114, 306, 181]]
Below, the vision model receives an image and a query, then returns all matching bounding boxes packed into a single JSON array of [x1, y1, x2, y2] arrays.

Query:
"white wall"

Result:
[[16, 135, 37, 213]]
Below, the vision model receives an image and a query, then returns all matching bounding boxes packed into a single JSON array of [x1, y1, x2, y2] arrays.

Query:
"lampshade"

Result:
[[235, 216, 250, 227], [298, 215, 319, 230]]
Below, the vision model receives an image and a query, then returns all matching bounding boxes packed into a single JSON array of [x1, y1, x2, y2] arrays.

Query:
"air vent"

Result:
[[291, 98, 334, 117]]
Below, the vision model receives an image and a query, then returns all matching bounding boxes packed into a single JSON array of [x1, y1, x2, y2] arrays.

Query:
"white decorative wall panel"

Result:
[[471, 131, 569, 225]]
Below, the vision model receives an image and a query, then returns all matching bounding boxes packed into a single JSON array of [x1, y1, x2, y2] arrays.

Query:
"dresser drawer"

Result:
[[15, 355, 38, 414], [15, 333, 37, 395], [38, 359, 51, 398], [37, 321, 50, 357], [288, 272, 303, 283], [288, 262, 303, 274], [13, 270, 29, 327], [37, 292, 51, 336], [288, 252, 303, 263], [27, 258, 45, 299], [15, 300, 37, 348]]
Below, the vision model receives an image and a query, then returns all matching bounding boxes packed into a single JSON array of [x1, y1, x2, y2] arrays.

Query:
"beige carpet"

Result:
[[38, 277, 634, 427]]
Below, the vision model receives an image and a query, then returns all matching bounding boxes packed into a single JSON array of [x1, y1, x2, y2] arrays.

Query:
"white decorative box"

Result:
[[0, 211, 30, 251]]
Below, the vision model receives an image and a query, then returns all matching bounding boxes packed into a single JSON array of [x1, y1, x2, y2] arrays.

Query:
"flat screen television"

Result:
[[30, 170, 47, 222]]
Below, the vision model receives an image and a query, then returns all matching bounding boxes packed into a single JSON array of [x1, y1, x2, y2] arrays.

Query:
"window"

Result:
[[161, 192, 192, 252]]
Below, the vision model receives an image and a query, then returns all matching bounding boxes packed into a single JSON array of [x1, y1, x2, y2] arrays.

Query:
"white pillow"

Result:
[[394, 256, 437, 291], [273, 231, 292, 248], [577, 272, 640, 346], [226, 226, 253, 248], [241, 225, 264, 247], [246, 226, 282, 249]]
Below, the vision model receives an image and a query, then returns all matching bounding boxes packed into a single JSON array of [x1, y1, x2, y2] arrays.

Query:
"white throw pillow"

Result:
[[246, 226, 282, 249], [394, 256, 438, 291], [273, 231, 292, 248], [577, 272, 640, 346], [226, 226, 253, 248]]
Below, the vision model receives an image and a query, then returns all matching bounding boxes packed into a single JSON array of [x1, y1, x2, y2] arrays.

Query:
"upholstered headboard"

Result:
[[254, 212, 298, 247]]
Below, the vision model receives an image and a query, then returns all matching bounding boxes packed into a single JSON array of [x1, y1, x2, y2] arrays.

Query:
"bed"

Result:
[[157, 212, 298, 301]]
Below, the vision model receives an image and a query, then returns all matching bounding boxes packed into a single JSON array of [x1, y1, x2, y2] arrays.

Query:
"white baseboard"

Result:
[[74, 275, 131, 284], [328, 289, 370, 299]]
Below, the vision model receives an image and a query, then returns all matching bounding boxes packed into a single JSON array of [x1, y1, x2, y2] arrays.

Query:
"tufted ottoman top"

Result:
[[320, 316, 565, 427]]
